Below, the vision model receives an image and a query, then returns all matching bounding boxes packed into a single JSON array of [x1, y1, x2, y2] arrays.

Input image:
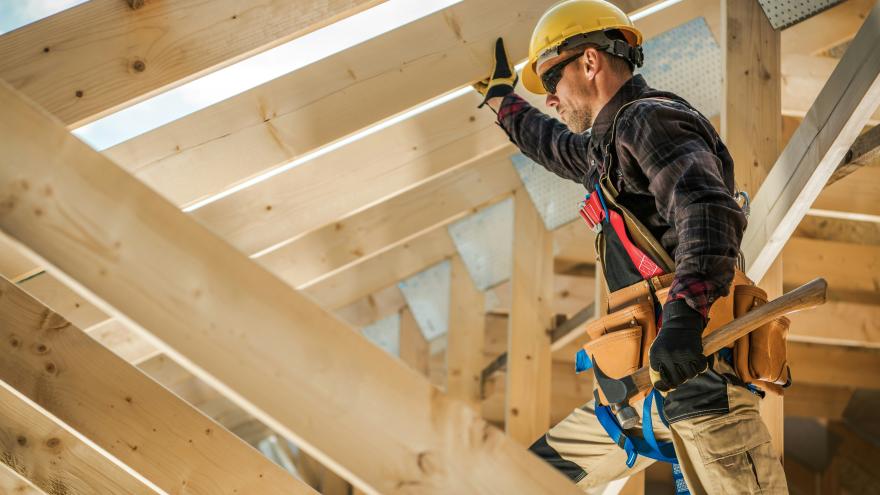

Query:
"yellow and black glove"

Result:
[[649, 299, 709, 393], [473, 38, 518, 108]]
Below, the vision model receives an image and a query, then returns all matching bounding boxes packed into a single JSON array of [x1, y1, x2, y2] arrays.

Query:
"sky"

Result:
[[0, 0, 461, 149]]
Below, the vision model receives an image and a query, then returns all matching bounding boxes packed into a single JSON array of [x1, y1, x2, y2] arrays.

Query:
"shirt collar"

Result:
[[590, 74, 649, 144]]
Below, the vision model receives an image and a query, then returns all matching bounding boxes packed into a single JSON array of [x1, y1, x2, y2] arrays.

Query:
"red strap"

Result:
[[608, 210, 664, 278]]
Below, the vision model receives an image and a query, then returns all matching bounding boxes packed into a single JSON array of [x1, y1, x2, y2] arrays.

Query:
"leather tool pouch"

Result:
[[731, 286, 791, 387], [583, 285, 656, 404]]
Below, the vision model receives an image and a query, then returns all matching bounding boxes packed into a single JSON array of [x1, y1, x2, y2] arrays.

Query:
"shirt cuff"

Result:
[[666, 276, 721, 321], [496, 93, 529, 123]]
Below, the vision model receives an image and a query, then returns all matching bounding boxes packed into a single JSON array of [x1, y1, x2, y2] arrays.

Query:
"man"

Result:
[[474, 1, 788, 493]]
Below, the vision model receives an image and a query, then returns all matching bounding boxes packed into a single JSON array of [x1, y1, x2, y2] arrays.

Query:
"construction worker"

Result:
[[475, 1, 788, 493]]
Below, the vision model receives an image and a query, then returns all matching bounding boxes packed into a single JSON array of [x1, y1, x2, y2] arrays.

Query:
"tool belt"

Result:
[[582, 269, 791, 405]]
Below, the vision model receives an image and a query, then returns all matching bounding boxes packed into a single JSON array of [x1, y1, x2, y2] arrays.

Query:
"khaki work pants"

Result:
[[540, 361, 788, 494]]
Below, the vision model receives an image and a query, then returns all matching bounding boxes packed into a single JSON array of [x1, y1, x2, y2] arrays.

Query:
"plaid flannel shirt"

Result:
[[496, 75, 746, 319]]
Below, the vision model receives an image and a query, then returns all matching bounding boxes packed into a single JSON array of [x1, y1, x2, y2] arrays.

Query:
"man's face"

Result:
[[537, 48, 599, 133]]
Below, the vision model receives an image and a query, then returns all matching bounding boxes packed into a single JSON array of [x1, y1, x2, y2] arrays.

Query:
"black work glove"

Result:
[[473, 38, 518, 108], [649, 299, 709, 393]]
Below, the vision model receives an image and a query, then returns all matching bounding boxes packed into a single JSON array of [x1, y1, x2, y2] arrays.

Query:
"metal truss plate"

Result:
[[639, 17, 722, 118], [757, 0, 845, 30], [511, 153, 586, 231], [398, 260, 450, 341], [447, 198, 514, 291], [361, 312, 401, 356]]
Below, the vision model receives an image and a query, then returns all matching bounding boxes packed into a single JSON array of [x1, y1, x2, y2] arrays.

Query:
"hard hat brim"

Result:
[[522, 63, 546, 95]]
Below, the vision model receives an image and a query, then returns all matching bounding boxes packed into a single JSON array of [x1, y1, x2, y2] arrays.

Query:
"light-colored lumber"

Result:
[[784, 383, 854, 420], [301, 226, 457, 311], [334, 285, 407, 328], [487, 273, 596, 318], [102, 0, 651, 208], [85, 318, 161, 364], [399, 308, 430, 377], [0, 0, 384, 127], [0, 79, 580, 494], [783, 54, 880, 125], [781, 0, 876, 56], [0, 381, 153, 494], [0, 462, 46, 495], [723, 0, 784, 456], [446, 256, 486, 409], [17, 272, 106, 329], [741, 2, 880, 281], [783, 237, 880, 295], [0, 235, 39, 282], [0, 276, 313, 494], [787, 342, 880, 390], [812, 161, 880, 218], [795, 215, 880, 246], [260, 147, 521, 288], [505, 189, 554, 445]]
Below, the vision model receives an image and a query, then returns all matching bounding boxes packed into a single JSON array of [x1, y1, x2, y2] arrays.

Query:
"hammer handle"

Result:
[[630, 278, 828, 395]]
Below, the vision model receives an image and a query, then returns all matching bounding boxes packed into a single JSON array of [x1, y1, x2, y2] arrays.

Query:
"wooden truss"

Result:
[[0, 0, 878, 493]]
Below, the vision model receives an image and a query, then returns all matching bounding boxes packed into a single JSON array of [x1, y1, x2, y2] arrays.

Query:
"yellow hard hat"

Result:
[[522, 0, 644, 94]]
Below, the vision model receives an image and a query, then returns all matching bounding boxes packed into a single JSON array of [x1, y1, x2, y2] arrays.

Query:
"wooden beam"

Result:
[[794, 215, 880, 246], [827, 123, 880, 186], [0, 234, 39, 282], [781, 0, 875, 56], [17, 272, 106, 329], [399, 307, 430, 377], [85, 318, 161, 364], [783, 237, 880, 296], [784, 383, 854, 420], [0, 380, 153, 494], [0, 79, 580, 494], [812, 159, 880, 218], [0, 462, 45, 495], [334, 285, 407, 328], [787, 341, 880, 389], [505, 189, 554, 445], [0, 276, 313, 494], [260, 147, 521, 289], [742, 2, 880, 281], [101, 0, 650, 207], [0, 0, 384, 127], [782, 54, 880, 125], [446, 256, 486, 409]]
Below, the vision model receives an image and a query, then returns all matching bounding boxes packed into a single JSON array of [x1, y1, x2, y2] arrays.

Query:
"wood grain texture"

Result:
[[0, 78, 581, 495], [0, 0, 384, 127], [0, 461, 46, 495], [505, 189, 554, 444], [0, 277, 313, 494], [446, 256, 486, 409]]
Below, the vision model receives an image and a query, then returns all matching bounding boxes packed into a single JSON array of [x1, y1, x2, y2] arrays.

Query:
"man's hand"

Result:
[[474, 38, 518, 109], [649, 299, 709, 393]]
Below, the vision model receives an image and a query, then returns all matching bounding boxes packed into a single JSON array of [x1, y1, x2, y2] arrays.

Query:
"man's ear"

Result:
[[582, 47, 601, 80]]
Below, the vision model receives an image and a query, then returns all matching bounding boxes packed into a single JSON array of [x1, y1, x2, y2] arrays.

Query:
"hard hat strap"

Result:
[[540, 30, 643, 69]]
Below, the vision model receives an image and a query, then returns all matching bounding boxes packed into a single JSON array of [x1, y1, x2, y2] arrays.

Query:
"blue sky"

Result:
[[0, 0, 87, 34]]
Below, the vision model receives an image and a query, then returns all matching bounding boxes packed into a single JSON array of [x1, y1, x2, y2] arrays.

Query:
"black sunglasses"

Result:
[[540, 52, 584, 94]]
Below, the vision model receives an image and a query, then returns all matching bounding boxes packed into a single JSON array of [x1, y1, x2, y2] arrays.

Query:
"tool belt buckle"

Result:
[[579, 201, 603, 234]]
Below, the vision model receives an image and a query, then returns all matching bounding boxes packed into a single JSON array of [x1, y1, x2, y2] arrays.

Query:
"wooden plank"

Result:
[[0, 79, 581, 495], [787, 299, 880, 347], [812, 161, 880, 217], [260, 148, 521, 289], [783, 237, 880, 295], [399, 307, 430, 377], [301, 226, 457, 311], [741, 2, 880, 281], [17, 272, 106, 330], [787, 342, 880, 389], [782, 54, 880, 125], [794, 215, 880, 246], [446, 256, 485, 409], [0, 276, 313, 494], [101, 0, 651, 208], [193, 92, 502, 256], [85, 318, 161, 365], [0, 0, 384, 127], [723, 0, 784, 456], [0, 381, 153, 494], [334, 285, 407, 328], [0, 234, 39, 282], [505, 189, 554, 445], [781, 0, 875, 56], [784, 383, 854, 420], [486, 273, 596, 318], [0, 462, 46, 495]]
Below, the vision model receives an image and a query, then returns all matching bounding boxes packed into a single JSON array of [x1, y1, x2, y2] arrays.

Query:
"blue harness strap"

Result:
[[595, 390, 691, 493]]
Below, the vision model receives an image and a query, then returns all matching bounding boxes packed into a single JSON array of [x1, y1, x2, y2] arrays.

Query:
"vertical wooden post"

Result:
[[399, 307, 429, 377], [506, 188, 554, 445], [447, 255, 486, 409], [722, 0, 784, 457]]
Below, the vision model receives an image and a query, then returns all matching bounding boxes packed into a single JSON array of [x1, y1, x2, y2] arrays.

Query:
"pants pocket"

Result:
[[693, 412, 785, 494]]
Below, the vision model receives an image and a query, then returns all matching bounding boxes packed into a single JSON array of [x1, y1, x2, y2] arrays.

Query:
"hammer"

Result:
[[593, 278, 827, 410]]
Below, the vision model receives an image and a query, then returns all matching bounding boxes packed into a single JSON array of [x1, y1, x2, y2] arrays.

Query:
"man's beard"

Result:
[[563, 105, 593, 134]]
